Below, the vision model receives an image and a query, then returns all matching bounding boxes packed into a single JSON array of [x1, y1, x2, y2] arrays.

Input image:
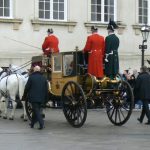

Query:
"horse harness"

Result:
[[0, 73, 19, 104]]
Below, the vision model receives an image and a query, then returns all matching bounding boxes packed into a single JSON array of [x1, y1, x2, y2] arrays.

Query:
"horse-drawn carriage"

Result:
[[25, 47, 134, 128]]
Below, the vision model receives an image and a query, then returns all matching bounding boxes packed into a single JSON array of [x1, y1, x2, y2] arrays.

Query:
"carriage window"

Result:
[[63, 54, 74, 76], [53, 55, 62, 72]]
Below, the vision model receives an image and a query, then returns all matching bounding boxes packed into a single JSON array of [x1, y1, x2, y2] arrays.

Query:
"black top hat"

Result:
[[47, 28, 53, 34], [91, 26, 98, 31], [107, 19, 118, 31]]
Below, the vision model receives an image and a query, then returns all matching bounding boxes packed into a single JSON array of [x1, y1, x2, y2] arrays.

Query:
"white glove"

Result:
[[105, 54, 109, 62]]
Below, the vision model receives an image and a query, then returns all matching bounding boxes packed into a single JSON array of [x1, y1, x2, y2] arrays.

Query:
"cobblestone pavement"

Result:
[[0, 109, 150, 150]]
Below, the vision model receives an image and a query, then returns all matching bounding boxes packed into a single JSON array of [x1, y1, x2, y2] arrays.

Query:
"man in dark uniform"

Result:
[[135, 66, 150, 125], [105, 20, 120, 79], [23, 66, 48, 129]]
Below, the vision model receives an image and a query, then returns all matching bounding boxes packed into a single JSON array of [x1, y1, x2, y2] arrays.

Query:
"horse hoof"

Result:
[[9, 117, 14, 120], [3, 116, 7, 119]]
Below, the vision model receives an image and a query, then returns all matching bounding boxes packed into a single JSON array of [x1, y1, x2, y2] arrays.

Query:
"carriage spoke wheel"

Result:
[[61, 81, 87, 128], [106, 81, 134, 126], [25, 99, 33, 121]]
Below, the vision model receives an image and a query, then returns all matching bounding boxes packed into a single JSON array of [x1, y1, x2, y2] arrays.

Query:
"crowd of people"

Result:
[[121, 66, 150, 125]]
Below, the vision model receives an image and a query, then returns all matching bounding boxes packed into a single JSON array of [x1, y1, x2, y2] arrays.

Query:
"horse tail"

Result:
[[18, 75, 27, 100]]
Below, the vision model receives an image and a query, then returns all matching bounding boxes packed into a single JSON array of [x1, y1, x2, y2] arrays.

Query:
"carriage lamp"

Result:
[[139, 24, 150, 66]]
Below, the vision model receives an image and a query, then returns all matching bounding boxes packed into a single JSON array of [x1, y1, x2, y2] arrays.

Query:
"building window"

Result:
[[91, 0, 116, 23], [138, 0, 148, 24], [0, 0, 12, 18], [39, 0, 67, 21]]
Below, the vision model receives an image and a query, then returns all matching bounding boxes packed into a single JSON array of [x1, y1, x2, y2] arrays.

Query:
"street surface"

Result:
[[0, 109, 150, 150]]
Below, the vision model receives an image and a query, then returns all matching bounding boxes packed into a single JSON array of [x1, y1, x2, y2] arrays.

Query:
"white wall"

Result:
[[0, 0, 150, 72]]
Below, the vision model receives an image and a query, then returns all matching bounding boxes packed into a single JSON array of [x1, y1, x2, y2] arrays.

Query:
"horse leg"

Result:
[[21, 101, 27, 121], [0, 100, 5, 117], [18, 75, 28, 121], [0, 100, 2, 117], [0, 98, 3, 117], [9, 100, 17, 120], [2, 97, 8, 119]]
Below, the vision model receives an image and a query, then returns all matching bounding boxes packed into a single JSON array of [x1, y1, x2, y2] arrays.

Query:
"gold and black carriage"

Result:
[[25, 47, 134, 128]]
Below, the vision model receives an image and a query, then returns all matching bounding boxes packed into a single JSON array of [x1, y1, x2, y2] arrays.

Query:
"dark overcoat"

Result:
[[24, 72, 48, 103], [135, 72, 150, 100], [105, 33, 119, 77]]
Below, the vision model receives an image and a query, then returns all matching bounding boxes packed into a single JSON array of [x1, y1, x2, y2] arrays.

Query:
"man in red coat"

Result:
[[42, 28, 59, 56], [83, 26, 105, 78]]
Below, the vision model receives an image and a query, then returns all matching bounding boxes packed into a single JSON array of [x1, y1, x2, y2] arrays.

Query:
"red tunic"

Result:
[[42, 34, 59, 55], [83, 33, 105, 78]]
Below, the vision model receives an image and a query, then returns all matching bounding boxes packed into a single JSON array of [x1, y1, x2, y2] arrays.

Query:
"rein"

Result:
[[10, 61, 31, 73]]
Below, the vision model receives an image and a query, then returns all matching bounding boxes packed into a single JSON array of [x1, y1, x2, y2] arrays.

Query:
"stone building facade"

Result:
[[0, 0, 150, 72]]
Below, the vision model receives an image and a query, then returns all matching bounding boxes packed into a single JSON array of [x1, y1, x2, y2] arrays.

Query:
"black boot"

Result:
[[137, 118, 142, 123], [145, 120, 150, 125]]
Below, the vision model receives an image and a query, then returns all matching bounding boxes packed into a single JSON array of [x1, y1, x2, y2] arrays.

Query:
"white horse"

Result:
[[0, 65, 28, 120]]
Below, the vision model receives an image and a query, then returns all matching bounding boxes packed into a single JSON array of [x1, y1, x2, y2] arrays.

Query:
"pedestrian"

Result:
[[104, 19, 120, 79], [122, 69, 130, 81], [135, 66, 150, 124], [42, 28, 59, 56], [83, 26, 105, 78], [23, 65, 48, 129]]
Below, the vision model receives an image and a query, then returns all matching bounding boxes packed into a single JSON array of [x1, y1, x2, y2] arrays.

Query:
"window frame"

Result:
[[52, 54, 62, 73], [90, 0, 117, 23], [62, 53, 74, 76], [38, 0, 67, 21], [0, 0, 13, 19], [138, 0, 150, 25]]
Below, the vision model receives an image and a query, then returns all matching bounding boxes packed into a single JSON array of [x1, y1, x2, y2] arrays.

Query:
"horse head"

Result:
[[0, 67, 7, 80], [9, 64, 28, 75], [0, 67, 3, 73]]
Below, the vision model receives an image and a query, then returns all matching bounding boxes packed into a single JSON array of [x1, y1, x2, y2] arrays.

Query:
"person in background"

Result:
[[83, 26, 105, 78], [135, 66, 150, 125], [130, 69, 141, 108], [23, 66, 48, 129], [42, 28, 59, 56], [104, 20, 120, 79], [122, 69, 131, 81]]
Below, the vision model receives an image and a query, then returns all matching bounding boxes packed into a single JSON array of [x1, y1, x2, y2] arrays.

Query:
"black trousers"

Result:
[[139, 99, 150, 122], [31, 102, 44, 127]]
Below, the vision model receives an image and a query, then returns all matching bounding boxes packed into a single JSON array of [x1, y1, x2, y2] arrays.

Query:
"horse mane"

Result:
[[9, 64, 28, 75]]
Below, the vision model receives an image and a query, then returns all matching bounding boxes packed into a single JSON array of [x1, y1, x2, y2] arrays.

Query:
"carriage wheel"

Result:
[[25, 99, 32, 121], [61, 81, 87, 128], [106, 81, 134, 126]]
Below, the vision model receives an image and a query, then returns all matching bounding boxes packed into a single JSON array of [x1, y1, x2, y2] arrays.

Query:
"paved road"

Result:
[[0, 109, 150, 150]]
